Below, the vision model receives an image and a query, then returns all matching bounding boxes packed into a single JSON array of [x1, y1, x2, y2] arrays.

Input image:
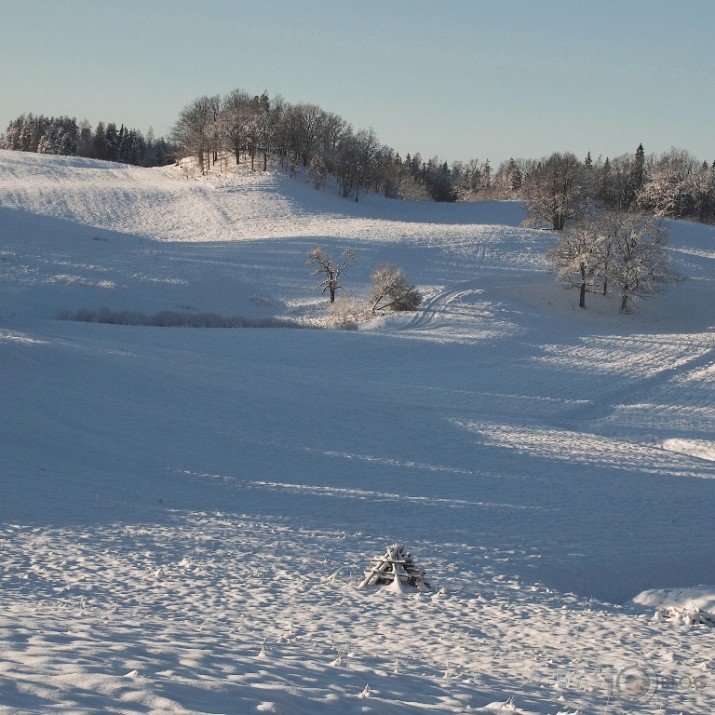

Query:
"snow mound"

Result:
[[633, 585, 715, 612], [653, 605, 715, 627], [634, 585, 715, 627], [633, 586, 715, 627]]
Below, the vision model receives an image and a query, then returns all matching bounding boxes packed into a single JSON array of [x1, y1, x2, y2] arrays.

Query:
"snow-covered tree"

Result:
[[604, 211, 680, 313], [493, 157, 523, 195], [547, 209, 681, 312], [370, 264, 422, 312], [630, 143, 646, 205], [636, 148, 698, 219], [692, 160, 715, 223], [546, 216, 605, 308], [35, 116, 78, 156], [308, 246, 356, 303], [1, 115, 22, 150], [2, 113, 172, 166]]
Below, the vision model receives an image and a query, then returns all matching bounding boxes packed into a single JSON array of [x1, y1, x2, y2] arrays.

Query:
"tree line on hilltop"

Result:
[[3, 92, 715, 226], [2, 92, 709, 317], [169, 90, 459, 203], [171, 89, 715, 225], [0, 113, 176, 167]]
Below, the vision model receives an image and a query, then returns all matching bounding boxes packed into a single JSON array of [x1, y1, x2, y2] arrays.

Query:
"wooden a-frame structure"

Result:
[[358, 544, 430, 591]]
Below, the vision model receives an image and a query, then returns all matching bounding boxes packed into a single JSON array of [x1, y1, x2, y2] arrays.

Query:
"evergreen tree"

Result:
[[77, 119, 93, 157], [105, 123, 119, 162], [629, 143, 646, 206], [93, 122, 107, 160], [598, 157, 612, 205]]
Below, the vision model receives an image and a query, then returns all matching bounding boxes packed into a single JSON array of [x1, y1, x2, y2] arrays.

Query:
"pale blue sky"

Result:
[[3, 0, 714, 166]]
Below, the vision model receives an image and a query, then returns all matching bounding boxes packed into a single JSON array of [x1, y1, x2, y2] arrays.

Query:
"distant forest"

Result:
[[0, 113, 176, 167], [3, 91, 715, 223]]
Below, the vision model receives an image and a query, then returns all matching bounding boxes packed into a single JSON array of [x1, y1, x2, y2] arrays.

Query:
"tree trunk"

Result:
[[579, 263, 586, 308]]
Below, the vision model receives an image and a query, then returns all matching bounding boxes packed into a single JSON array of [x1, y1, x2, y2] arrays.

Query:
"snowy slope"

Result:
[[1, 149, 714, 714]]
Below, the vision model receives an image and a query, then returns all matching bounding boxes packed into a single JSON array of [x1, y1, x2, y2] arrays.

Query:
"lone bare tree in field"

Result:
[[308, 246, 355, 303]]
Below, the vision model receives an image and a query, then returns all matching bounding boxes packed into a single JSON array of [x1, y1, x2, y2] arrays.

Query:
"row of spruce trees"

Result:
[[1, 113, 177, 167]]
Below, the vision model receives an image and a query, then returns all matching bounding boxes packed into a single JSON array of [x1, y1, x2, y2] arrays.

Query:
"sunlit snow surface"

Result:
[[1, 150, 714, 714]]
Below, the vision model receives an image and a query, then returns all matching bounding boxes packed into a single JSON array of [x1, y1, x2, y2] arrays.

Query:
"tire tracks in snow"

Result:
[[554, 336, 715, 427], [394, 280, 520, 344]]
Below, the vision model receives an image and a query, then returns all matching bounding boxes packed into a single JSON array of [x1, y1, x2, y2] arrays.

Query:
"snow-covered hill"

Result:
[[1, 150, 714, 714]]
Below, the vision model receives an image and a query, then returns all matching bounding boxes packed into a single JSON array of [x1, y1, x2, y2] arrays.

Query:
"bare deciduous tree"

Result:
[[308, 246, 355, 303], [525, 152, 587, 230], [221, 89, 252, 165], [172, 95, 217, 174]]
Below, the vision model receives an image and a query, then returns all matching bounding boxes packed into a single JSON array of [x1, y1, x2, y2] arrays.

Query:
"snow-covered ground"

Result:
[[1, 149, 714, 714]]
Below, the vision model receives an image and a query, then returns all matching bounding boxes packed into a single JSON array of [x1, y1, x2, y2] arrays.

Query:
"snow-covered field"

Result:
[[1, 149, 714, 714]]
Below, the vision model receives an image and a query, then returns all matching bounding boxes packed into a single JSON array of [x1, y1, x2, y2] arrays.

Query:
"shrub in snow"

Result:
[[58, 308, 302, 329], [326, 298, 369, 330], [370, 264, 422, 312]]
